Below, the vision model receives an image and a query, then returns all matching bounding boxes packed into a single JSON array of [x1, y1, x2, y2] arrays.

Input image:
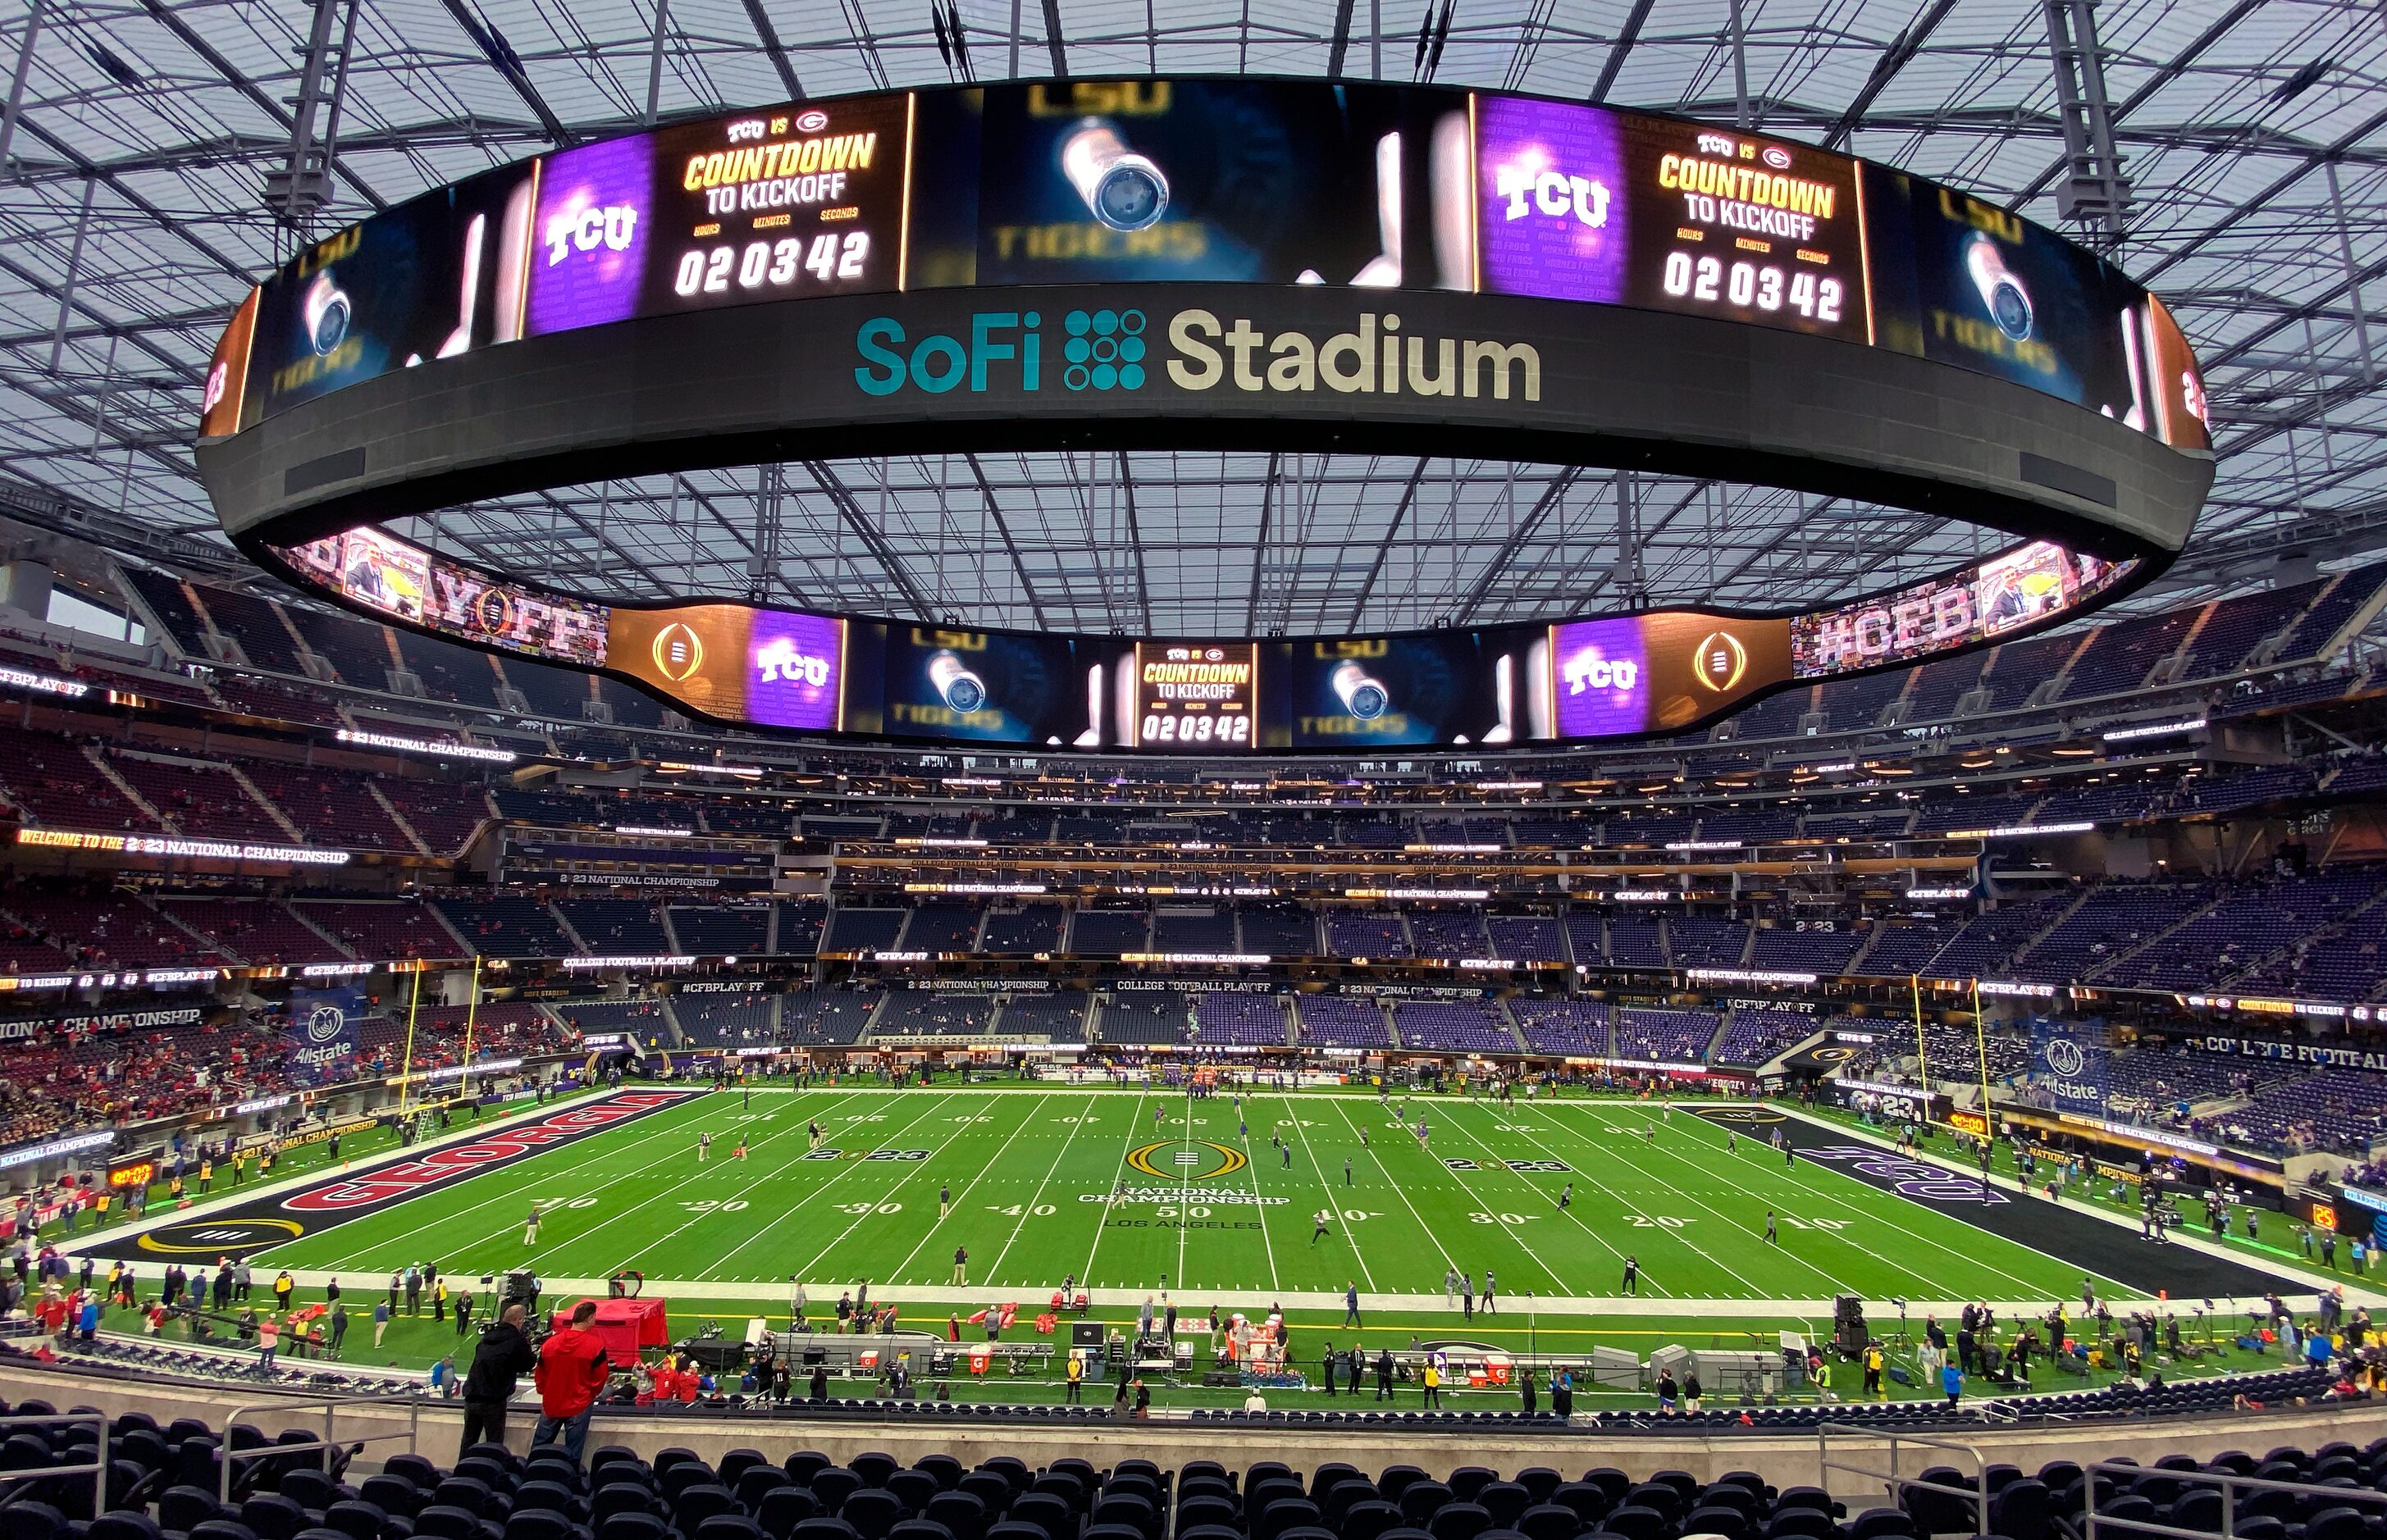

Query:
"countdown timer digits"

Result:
[[1130, 641, 1257, 750]]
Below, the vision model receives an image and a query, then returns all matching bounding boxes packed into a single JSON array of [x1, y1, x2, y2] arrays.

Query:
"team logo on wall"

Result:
[[1691, 631, 1750, 692], [652, 622, 706, 681], [1125, 1140, 1248, 1180]]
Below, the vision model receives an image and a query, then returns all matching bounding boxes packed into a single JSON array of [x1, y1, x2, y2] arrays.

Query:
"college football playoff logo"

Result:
[[1691, 631, 1749, 692], [652, 622, 705, 682]]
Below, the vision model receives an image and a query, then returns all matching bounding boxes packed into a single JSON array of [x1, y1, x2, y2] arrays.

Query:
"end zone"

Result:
[[88, 1088, 703, 1262]]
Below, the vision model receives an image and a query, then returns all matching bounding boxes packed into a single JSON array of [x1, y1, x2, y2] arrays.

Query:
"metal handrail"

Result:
[[217, 1395, 421, 1506], [1819, 1423, 1989, 1538], [2080, 1457, 2387, 1540], [0, 1411, 105, 1514]]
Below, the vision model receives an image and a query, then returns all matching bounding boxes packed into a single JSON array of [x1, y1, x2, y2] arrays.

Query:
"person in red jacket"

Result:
[[530, 1301, 613, 1463]]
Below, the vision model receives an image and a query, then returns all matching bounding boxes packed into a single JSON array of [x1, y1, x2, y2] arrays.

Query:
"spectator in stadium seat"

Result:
[[532, 1299, 613, 1463], [460, 1302, 536, 1458]]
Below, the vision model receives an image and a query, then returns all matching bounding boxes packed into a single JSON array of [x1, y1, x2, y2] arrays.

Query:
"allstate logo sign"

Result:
[[2045, 1037, 2087, 1078], [305, 1003, 348, 1042]]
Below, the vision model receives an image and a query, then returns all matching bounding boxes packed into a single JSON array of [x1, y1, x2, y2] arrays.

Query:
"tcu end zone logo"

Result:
[[286, 1091, 693, 1211]]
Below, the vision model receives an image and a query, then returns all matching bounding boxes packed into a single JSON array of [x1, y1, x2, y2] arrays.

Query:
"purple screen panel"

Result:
[[1550, 617, 1650, 739], [526, 134, 656, 336], [746, 609, 845, 731], [1476, 95, 1629, 304]]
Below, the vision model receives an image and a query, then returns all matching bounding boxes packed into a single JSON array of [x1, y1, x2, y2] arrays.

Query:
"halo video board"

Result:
[[211, 77, 2210, 456], [267, 526, 2129, 749], [210, 76, 2209, 753]]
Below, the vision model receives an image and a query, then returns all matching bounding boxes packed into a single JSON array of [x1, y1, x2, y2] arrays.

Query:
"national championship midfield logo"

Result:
[[1124, 1139, 1246, 1181]]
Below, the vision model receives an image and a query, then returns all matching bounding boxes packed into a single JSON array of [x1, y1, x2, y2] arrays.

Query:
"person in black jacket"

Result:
[[458, 1304, 537, 1458]]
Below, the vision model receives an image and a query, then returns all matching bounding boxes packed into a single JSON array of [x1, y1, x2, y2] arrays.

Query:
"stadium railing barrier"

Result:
[[0, 1410, 106, 1513], [1819, 1423, 1988, 1537], [216, 1392, 423, 1506], [2079, 1457, 2387, 1540]]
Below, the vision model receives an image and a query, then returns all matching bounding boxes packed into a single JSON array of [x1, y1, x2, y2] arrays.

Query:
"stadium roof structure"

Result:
[[0, 0, 2382, 636]]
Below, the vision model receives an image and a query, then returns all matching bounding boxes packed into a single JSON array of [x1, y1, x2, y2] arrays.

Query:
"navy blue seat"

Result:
[[844, 1492, 907, 1540], [758, 1491, 825, 1540], [599, 1517, 669, 1540]]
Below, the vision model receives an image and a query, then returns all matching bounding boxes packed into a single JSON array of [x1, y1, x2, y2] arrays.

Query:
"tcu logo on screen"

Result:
[[544, 203, 640, 269], [1492, 162, 1609, 230], [755, 636, 833, 688], [1562, 654, 1638, 695]]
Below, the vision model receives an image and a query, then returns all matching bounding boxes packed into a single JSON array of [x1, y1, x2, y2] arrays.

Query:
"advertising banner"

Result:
[[285, 986, 364, 1085], [2029, 1016, 2109, 1114]]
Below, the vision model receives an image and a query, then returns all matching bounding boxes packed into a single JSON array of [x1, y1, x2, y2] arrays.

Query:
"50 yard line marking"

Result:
[[1177, 1083, 1194, 1290], [1235, 1096, 1280, 1293]]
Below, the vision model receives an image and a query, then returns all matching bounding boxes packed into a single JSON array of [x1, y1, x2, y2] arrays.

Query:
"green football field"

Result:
[[237, 1086, 2140, 1311]]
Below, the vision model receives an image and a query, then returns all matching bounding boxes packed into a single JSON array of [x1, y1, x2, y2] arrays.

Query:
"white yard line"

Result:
[[1075, 1090, 1151, 1290], [1286, 1091, 1375, 1293], [1319, 1094, 1460, 1281], [739, 1091, 965, 1280], [988, 1093, 1098, 1285], [1239, 1096, 1284, 1294], [888, 1092, 1049, 1281]]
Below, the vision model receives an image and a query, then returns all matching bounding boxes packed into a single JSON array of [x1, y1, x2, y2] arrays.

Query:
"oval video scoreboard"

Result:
[[193, 76, 2216, 753]]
